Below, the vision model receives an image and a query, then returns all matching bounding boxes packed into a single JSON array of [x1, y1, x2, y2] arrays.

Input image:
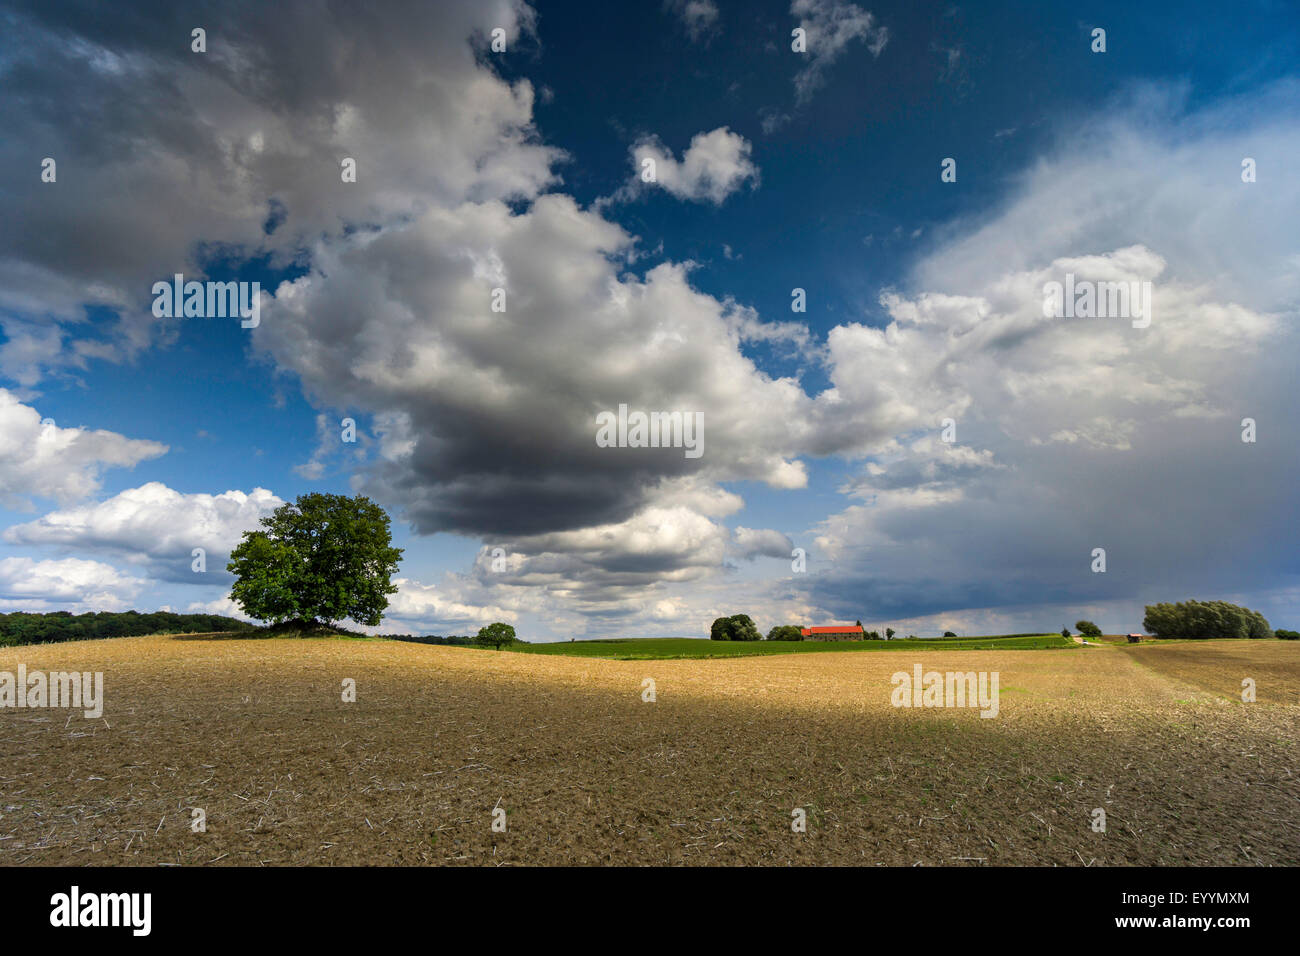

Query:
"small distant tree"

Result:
[[1075, 620, 1102, 638], [1276, 629, 1299, 640], [866, 630, 881, 640], [943, 630, 957, 638], [885, 628, 895, 640], [476, 622, 517, 650], [1062, 627, 1071, 639], [766, 624, 803, 641]]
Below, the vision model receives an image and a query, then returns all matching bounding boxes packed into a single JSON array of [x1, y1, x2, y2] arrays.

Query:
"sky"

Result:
[[0, 0, 1297, 641]]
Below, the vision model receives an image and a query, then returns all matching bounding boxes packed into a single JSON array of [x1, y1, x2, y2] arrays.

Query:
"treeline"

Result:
[[389, 633, 524, 647], [389, 634, 478, 646], [1142, 600, 1276, 640], [0, 611, 250, 647]]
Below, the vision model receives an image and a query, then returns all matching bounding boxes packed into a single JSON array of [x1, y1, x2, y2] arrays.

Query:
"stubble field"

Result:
[[0, 635, 1296, 866]]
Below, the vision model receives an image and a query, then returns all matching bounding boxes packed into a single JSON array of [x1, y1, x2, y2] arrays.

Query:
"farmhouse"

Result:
[[801, 624, 865, 642]]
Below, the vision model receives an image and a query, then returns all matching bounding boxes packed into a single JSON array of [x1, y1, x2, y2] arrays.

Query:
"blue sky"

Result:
[[1, 0, 1297, 639]]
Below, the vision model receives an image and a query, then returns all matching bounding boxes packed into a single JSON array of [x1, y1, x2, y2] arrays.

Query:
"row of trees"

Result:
[[389, 634, 479, 646], [1064, 604, 1295, 640], [0, 611, 248, 647], [1142, 601, 1274, 640], [382, 624, 523, 648]]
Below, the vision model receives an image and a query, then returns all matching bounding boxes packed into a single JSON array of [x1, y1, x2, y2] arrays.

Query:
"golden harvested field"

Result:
[[0, 635, 1296, 866]]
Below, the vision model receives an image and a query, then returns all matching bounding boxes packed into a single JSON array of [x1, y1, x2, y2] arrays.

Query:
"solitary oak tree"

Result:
[[227, 493, 403, 628], [476, 622, 517, 650]]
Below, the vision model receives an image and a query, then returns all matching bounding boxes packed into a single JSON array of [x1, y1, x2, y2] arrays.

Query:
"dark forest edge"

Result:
[[0, 610, 250, 647], [0, 611, 507, 648]]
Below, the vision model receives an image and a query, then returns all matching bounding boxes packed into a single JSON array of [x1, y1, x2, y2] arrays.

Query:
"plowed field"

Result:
[[1, 635, 1295, 865]]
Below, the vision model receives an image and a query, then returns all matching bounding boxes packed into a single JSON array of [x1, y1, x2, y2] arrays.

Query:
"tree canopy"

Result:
[[476, 622, 517, 649], [228, 493, 403, 627], [710, 614, 762, 641], [1142, 600, 1272, 640], [766, 624, 803, 641]]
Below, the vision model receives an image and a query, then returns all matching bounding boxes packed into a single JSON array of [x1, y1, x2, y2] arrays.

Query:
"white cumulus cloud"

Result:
[[629, 127, 759, 204], [4, 482, 284, 583], [0, 556, 146, 611], [0, 388, 167, 507]]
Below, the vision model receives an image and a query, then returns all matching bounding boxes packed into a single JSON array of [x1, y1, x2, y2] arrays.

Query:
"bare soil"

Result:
[[0, 635, 1295, 866]]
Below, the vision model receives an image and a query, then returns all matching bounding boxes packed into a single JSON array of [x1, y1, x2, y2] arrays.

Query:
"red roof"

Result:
[[801, 625, 865, 635]]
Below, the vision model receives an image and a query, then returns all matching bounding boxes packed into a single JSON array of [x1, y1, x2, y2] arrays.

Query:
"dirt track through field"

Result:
[[0, 636, 1296, 866]]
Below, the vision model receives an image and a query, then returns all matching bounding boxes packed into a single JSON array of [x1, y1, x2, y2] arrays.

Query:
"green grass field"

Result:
[[507, 633, 1073, 660]]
